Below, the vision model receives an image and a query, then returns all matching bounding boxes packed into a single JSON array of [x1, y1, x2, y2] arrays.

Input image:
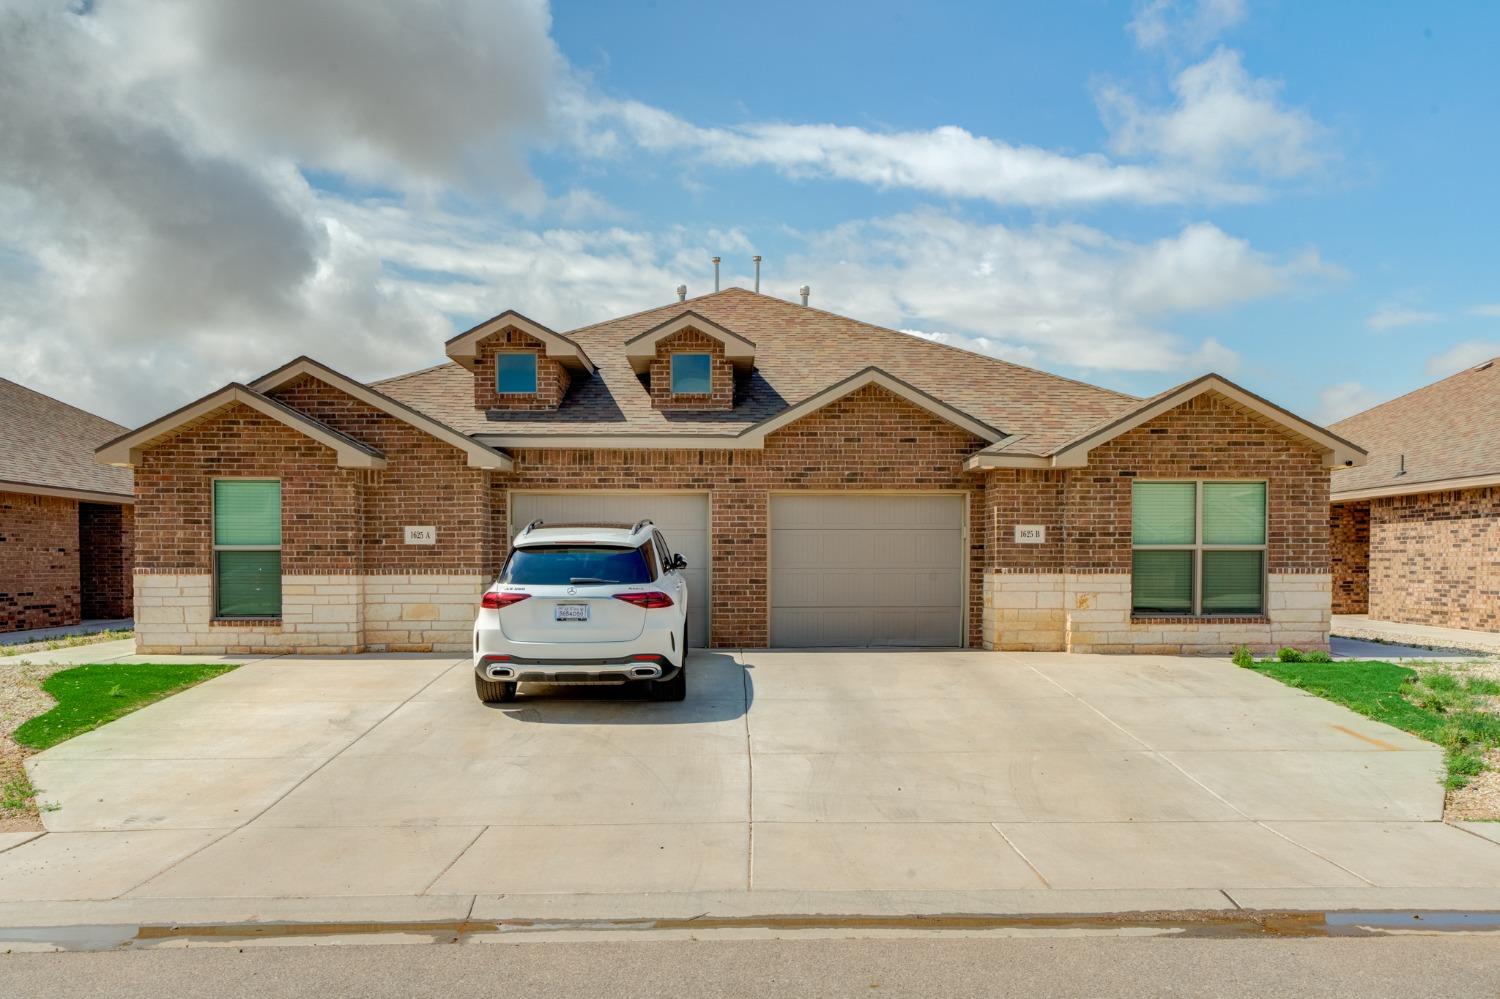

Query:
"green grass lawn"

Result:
[[1246, 658, 1500, 788], [13, 663, 238, 751]]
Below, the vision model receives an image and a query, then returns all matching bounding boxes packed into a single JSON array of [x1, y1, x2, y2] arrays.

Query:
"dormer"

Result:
[[625, 312, 755, 411], [445, 311, 594, 412]]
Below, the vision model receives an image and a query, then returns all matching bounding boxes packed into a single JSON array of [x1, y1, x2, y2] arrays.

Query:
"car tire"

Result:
[[648, 632, 688, 702], [475, 674, 518, 704]]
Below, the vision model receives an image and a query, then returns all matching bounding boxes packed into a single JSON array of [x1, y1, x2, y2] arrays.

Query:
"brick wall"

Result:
[[981, 392, 1333, 654], [1367, 486, 1500, 631], [1330, 500, 1370, 614], [647, 328, 736, 411], [500, 383, 987, 647], [984, 470, 1066, 573], [1059, 393, 1329, 574], [134, 403, 362, 575], [0, 491, 80, 632], [268, 375, 492, 575], [471, 327, 570, 411], [131, 385, 493, 653], [126, 377, 1337, 654], [79, 502, 134, 619]]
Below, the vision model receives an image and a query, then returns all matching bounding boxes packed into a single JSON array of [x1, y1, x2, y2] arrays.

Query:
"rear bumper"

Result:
[[475, 654, 681, 685]]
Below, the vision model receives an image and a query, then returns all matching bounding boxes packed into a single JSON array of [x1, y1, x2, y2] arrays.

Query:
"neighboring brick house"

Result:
[[98, 288, 1363, 655], [1329, 358, 1500, 632], [0, 378, 134, 633]]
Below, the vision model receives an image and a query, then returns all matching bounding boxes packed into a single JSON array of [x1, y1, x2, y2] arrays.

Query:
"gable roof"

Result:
[[624, 311, 756, 374], [965, 374, 1366, 471], [445, 310, 595, 375], [1331, 357, 1500, 500], [377, 288, 1135, 447], [96, 385, 387, 470], [249, 357, 512, 471], [0, 377, 133, 502]]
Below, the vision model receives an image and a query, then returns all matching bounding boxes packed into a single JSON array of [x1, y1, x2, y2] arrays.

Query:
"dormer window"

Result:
[[625, 311, 754, 412], [670, 353, 712, 395], [496, 353, 538, 394]]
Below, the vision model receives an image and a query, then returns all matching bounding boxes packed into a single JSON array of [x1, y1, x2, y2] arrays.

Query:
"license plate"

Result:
[[554, 603, 589, 622]]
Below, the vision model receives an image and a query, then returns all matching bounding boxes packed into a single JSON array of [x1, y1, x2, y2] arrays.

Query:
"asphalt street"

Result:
[[3, 935, 1500, 998]]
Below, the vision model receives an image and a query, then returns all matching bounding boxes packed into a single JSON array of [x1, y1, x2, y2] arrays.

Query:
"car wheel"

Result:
[[649, 634, 688, 702], [475, 674, 518, 704]]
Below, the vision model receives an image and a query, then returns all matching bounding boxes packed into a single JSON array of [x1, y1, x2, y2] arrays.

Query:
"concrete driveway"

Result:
[[5, 649, 1500, 913]]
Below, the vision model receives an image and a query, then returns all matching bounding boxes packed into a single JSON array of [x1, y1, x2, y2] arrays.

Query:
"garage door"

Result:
[[771, 494, 965, 647], [509, 493, 710, 647]]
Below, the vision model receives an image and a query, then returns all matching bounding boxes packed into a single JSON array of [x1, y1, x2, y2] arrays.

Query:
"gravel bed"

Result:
[[0, 657, 73, 832]]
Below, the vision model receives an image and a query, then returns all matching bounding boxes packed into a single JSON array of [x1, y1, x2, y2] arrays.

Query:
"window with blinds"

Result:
[[1131, 481, 1266, 616], [213, 479, 282, 618]]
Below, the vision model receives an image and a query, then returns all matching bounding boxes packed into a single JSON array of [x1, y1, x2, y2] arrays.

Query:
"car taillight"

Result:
[[481, 591, 530, 609], [613, 591, 675, 609]]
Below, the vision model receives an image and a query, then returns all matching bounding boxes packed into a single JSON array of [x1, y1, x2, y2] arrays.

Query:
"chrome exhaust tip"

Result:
[[486, 665, 515, 680], [630, 666, 661, 679]]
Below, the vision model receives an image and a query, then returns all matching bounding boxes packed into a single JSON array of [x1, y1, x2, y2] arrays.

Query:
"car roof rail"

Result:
[[630, 518, 654, 535], [521, 519, 544, 536]]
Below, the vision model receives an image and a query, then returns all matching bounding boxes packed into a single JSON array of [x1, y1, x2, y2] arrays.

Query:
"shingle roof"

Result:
[[965, 373, 1365, 470], [376, 288, 1137, 449], [1331, 357, 1500, 497], [0, 377, 133, 499], [95, 383, 389, 471]]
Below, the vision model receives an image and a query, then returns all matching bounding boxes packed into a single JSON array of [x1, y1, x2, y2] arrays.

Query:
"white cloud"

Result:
[[1100, 48, 1326, 180], [1116, 222, 1298, 314], [1469, 304, 1500, 318], [560, 93, 1257, 208], [97, 0, 559, 200], [902, 329, 1042, 368], [1129, 0, 1246, 50], [317, 198, 746, 330], [548, 188, 623, 224], [1317, 381, 1381, 423], [0, 3, 493, 422], [1366, 307, 1440, 330], [1426, 341, 1500, 379], [245, 205, 1321, 391], [0, 0, 1338, 427], [785, 211, 1325, 375]]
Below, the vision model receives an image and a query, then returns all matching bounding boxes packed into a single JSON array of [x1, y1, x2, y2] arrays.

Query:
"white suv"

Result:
[[472, 519, 689, 704]]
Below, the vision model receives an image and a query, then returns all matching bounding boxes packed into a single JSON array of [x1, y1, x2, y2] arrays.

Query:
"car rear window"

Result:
[[500, 545, 652, 586]]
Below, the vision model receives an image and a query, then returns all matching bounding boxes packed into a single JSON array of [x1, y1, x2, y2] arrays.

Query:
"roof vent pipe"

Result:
[[676, 284, 687, 303], [752, 255, 762, 293], [799, 285, 810, 307], [712, 257, 721, 292]]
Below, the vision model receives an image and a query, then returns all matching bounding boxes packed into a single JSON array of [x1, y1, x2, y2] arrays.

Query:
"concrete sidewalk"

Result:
[[1333, 614, 1500, 657], [2, 649, 1498, 941], [0, 620, 133, 648], [0, 639, 273, 669]]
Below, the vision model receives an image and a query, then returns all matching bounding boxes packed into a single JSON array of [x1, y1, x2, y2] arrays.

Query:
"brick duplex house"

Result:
[[97, 288, 1363, 655], [1, 378, 134, 632], [1329, 357, 1500, 632]]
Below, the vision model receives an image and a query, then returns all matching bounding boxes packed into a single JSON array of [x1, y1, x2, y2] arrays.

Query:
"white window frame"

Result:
[[496, 351, 539, 395], [669, 352, 713, 395], [212, 477, 283, 620], [1131, 479, 1268, 617]]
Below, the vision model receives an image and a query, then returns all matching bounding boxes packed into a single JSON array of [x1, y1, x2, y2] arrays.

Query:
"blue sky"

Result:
[[3, 0, 1498, 424]]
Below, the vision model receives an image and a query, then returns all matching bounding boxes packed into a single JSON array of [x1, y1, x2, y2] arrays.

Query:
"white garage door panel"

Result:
[[771, 495, 964, 647], [509, 493, 709, 647], [769, 566, 963, 609], [771, 607, 959, 648]]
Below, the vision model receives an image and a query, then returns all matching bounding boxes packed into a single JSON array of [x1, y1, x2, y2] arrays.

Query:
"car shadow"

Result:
[[484, 651, 751, 724]]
